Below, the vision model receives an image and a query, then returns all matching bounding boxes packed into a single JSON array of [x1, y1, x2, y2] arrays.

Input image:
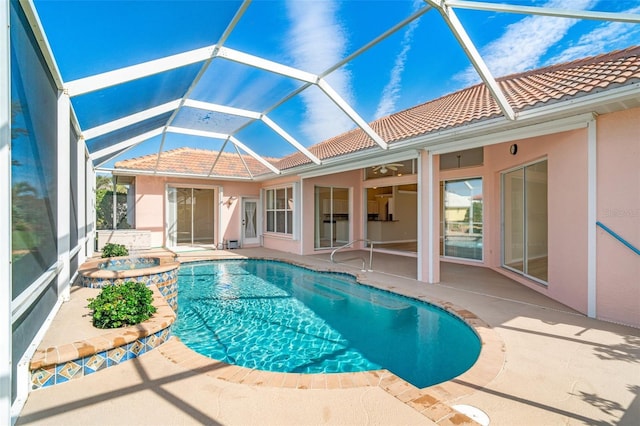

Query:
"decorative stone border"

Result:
[[170, 257, 506, 425], [79, 256, 180, 311], [29, 286, 176, 390]]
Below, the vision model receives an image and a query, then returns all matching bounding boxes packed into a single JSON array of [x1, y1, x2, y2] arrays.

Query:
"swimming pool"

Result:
[[173, 259, 480, 388]]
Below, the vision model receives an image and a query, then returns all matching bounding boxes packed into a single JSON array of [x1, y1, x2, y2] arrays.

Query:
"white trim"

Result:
[[415, 112, 595, 155], [76, 138, 87, 265], [17, 0, 64, 90], [83, 99, 182, 140], [11, 261, 63, 323], [166, 126, 228, 140], [427, 151, 435, 283], [10, 296, 64, 423], [1, 0, 12, 422], [429, 1, 515, 120], [261, 115, 321, 165], [90, 127, 164, 162], [587, 116, 597, 318], [416, 152, 423, 281], [216, 46, 318, 83], [183, 99, 262, 119], [229, 136, 281, 174], [57, 91, 71, 301], [316, 78, 388, 150], [109, 167, 255, 181], [299, 151, 418, 179], [446, 0, 640, 23], [65, 45, 217, 96]]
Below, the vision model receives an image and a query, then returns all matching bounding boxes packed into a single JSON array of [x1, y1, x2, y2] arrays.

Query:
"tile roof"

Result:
[[114, 147, 277, 178], [116, 46, 640, 175], [276, 45, 640, 170]]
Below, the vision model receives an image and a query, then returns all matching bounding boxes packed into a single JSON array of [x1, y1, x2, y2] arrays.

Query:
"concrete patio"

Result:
[[16, 248, 640, 425]]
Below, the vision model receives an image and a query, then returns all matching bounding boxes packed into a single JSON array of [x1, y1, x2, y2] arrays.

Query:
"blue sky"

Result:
[[33, 0, 640, 166]]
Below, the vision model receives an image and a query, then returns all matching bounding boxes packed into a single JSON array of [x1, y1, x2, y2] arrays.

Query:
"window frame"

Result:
[[264, 185, 294, 236]]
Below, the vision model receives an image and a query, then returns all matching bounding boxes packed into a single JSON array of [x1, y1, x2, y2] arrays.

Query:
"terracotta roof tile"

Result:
[[115, 147, 277, 178], [117, 46, 640, 176], [276, 45, 640, 171]]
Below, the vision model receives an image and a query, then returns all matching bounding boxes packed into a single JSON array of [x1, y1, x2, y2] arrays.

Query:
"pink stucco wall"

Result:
[[129, 108, 638, 327], [300, 170, 364, 255], [133, 176, 259, 247], [438, 128, 590, 315], [595, 108, 640, 327]]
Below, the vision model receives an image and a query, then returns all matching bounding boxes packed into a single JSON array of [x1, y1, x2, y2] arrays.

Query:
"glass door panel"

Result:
[[503, 169, 524, 271], [443, 178, 483, 260], [192, 189, 214, 244], [525, 161, 548, 281], [314, 186, 349, 249], [176, 188, 192, 245], [502, 161, 548, 283], [168, 187, 215, 246], [315, 186, 332, 248]]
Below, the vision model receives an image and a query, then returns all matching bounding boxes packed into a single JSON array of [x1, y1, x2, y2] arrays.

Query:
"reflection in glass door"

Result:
[[443, 178, 483, 260], [502, 160, 548, 283], [167, 187, 215, 246]]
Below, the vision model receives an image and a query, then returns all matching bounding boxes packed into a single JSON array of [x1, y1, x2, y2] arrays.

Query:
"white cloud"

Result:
[[285, 0, 354, 143], [374, 1, 423, 119], [545, 6, 640, 65], [454, 0, 597, 86]]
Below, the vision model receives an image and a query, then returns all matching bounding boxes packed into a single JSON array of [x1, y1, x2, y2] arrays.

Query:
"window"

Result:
[[502, 160, 548, 283], [266, 186, 293, 235], [442, 178, 483, 261], [96, 175, 135, 230]]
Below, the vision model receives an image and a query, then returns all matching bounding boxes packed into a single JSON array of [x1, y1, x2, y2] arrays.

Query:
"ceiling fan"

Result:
[[372, 163, 404, 174]]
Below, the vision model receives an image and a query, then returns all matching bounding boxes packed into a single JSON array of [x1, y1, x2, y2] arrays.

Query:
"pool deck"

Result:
[[16, 247, 640, 425]]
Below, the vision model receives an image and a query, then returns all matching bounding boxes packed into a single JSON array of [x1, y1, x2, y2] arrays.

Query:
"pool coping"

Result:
[[170, 256, 506, 425], [30, 286, 176, 371], [78, 255, 180, 280]]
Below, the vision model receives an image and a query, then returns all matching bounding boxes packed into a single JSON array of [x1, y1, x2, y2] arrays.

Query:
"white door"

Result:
[[242, 198, 260, 246]]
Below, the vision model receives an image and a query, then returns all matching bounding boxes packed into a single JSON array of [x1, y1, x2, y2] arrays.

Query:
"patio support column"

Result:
[[0, 0, 13, 423], [587, 115, 597, 318], [418, 149, 440, 283], [57, 91, 71, 301], [86, 155, 96, 255], [77, 142, 87, 265]]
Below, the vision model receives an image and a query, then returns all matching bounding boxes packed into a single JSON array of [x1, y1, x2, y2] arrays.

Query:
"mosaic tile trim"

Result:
[[31, 327, 172, 390], [79, 258, 179, 311]]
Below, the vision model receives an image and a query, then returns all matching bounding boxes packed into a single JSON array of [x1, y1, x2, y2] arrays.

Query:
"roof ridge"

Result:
[[498, 45, 640, 81]]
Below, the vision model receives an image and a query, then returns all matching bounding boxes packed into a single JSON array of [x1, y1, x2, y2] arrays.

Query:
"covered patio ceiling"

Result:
[[30, 0, 640, 180]]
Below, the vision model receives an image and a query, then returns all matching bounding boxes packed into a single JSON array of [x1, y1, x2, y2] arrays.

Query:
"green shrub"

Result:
[[101, 243, 129, 258], [87, 281, 157, 329]]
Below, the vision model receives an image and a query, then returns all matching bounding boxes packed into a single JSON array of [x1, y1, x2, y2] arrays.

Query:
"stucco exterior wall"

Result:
[[128, 109, 638, 327], [133, 176, 259, 247], [300, 170, 364, 255], [595, 107, 640, 327], [482, 129, 590, 315], [260, 176, 303, 254]]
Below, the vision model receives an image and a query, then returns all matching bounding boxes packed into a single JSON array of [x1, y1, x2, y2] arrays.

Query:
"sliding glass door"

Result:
[[168, 187, 215, 246], [315, 186, 350, 249], [502, 160, 548, 283], [443, 178, 483, 261]]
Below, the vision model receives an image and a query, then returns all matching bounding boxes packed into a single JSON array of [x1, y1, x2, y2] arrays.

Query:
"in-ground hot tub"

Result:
[[79, 256, 180, 311]]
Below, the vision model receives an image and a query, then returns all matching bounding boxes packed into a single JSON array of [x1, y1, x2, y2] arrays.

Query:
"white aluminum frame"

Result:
[[1, 1, 12, 423]]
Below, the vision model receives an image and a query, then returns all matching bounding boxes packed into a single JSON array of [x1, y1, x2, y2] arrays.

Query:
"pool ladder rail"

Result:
[[330, 239, 375, 272]]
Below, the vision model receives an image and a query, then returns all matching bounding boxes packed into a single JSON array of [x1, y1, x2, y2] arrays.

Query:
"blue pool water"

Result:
[[173, 260, 481, 388]]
